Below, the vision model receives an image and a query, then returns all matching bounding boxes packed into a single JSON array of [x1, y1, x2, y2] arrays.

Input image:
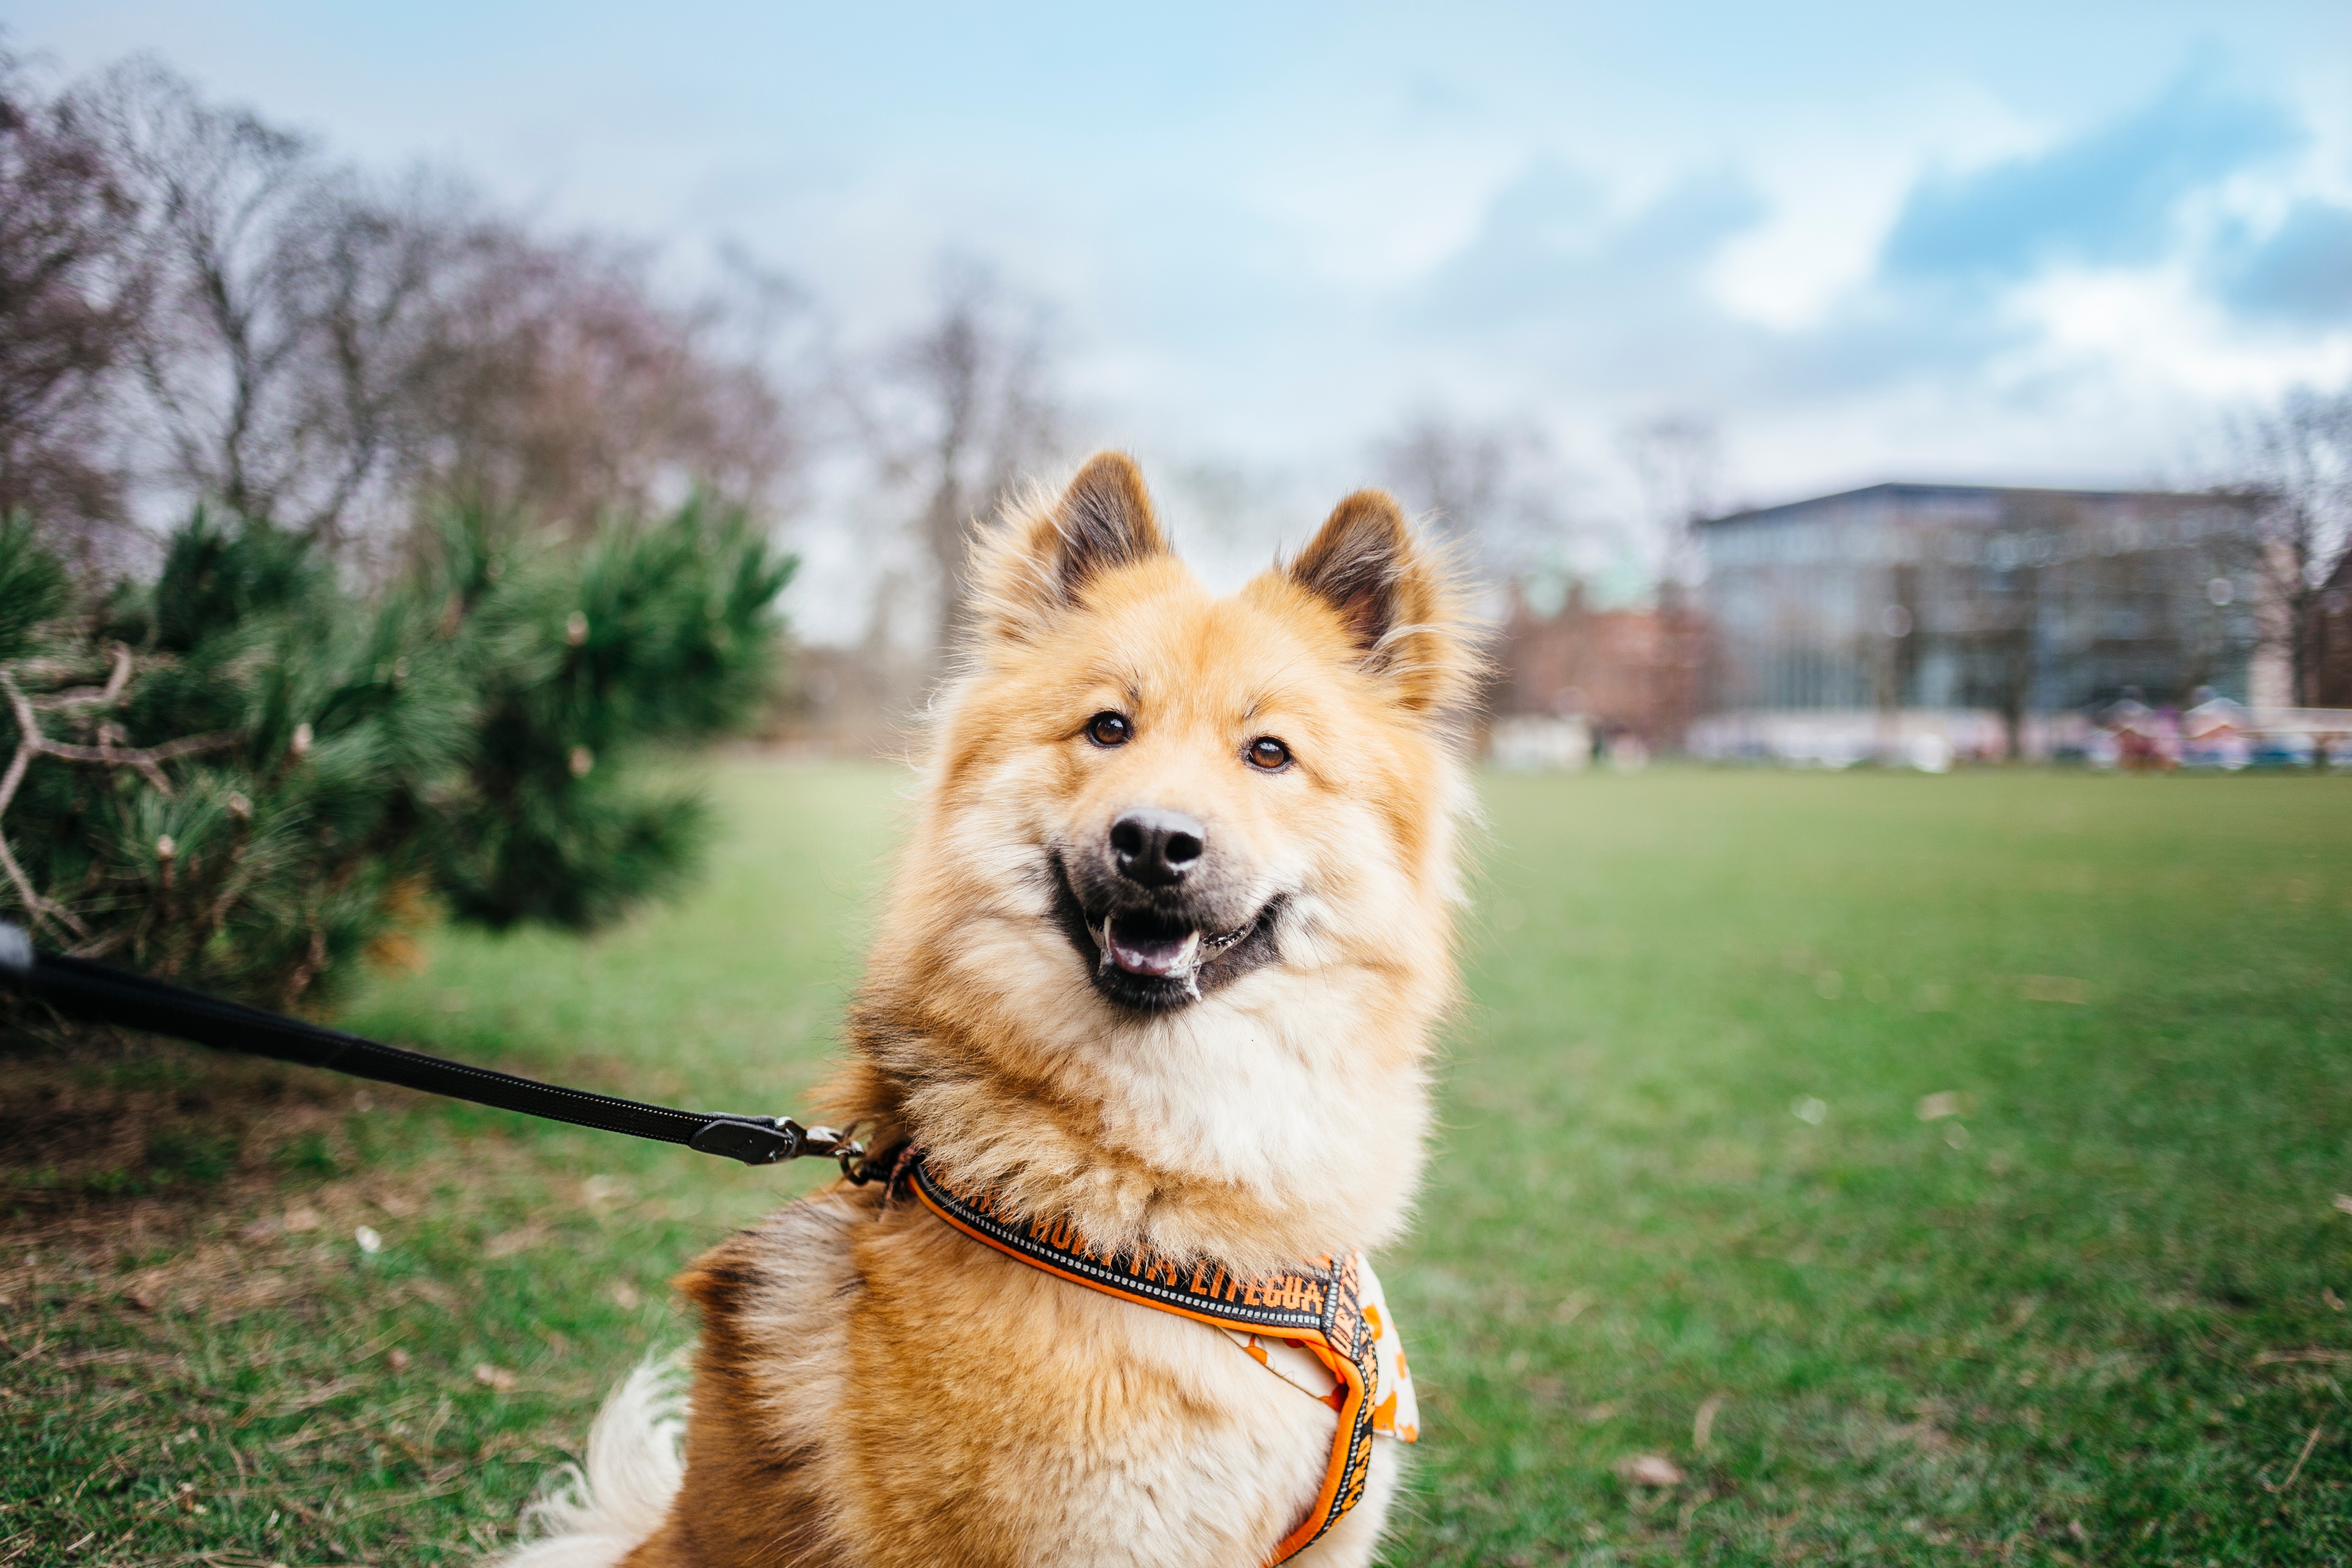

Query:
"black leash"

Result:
[[0, 922, 863, 1172]]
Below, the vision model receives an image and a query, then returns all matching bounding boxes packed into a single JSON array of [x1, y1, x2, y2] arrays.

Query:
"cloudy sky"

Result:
[[14, 1, 2350, 620]]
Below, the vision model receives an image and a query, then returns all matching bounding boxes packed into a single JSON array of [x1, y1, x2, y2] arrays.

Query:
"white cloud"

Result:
[[1704, 81, 2044, 329], [2006, 263, 2352, 399]]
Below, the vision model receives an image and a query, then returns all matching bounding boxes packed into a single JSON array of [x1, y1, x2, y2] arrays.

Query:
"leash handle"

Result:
[[0, 923, 859, 1170]]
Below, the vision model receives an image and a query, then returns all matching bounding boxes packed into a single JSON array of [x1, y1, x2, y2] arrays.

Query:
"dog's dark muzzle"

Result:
[[1049, 849, 1280, 1013]]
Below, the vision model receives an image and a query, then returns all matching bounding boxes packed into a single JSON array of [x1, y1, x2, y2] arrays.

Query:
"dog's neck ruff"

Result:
[[909, 1155, 1417, 1565]]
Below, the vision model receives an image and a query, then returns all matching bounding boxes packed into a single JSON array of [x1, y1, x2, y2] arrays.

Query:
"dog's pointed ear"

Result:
[[968, 451, 1170, 645], [1287, 489, 1479, 714]]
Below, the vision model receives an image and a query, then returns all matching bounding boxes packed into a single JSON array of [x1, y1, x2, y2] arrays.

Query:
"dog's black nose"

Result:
[[1110, 808, 1205, 887]]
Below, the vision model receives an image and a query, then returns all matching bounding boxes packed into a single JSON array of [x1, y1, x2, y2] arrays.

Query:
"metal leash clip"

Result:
[[687, 1115, 862, 1169], [803, 1122, 868, 1182]]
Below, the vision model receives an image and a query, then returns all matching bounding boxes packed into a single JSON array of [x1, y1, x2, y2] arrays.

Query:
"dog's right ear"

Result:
[[966, 451, 1170, 645]]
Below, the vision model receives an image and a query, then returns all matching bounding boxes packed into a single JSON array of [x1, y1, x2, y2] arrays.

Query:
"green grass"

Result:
[[5, 763, 2351, 1565]]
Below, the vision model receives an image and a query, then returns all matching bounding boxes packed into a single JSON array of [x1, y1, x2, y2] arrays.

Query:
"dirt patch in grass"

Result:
[[1, 1021, 366, 1205], [0, 1027, 645, 1567]]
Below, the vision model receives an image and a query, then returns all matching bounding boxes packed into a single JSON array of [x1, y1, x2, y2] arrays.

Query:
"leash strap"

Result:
[[0, 923, 851, 1168], [911, 1155, 1385, 1564]]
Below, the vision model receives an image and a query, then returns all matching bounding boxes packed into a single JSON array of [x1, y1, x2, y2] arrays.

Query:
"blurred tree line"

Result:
[[0, 52, 794, 1003], [0, 54, 799, 557]]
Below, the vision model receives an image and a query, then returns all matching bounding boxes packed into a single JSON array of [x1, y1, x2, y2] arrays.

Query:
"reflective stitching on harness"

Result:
[[910, 1155, 1414, 1565]]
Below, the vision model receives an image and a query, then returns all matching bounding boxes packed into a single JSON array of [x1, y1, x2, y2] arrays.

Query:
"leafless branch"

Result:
[[31, 728, 237, 770], [27, 642, 133, 710], [0, 668, 234, 937], [0, 698, 84, 938]]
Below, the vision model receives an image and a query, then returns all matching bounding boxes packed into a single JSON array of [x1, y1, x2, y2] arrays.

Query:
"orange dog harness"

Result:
[[911, 1156, 1417, 1564]]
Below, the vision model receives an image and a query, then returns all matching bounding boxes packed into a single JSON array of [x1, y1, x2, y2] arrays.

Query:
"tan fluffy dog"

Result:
[[498, 453, 1478, 1568]]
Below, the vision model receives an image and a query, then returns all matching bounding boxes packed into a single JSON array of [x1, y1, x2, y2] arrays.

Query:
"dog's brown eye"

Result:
[[1246, 737, 1290, 771], [1086, 712, 1132, 747]]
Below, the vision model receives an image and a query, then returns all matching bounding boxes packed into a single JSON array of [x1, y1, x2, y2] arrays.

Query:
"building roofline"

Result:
[[1695, 480, 2253, 530]]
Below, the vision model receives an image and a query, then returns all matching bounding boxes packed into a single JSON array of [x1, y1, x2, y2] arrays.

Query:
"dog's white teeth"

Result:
[[1161, 931, 1202, 980], [1103, 920, 1202, 979]]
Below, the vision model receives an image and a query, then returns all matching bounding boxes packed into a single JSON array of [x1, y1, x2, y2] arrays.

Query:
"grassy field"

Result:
[[5, 761, 2351, 1566]]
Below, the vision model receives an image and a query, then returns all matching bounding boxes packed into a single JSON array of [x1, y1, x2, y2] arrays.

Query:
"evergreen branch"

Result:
[[0, 496, 787, 1001]]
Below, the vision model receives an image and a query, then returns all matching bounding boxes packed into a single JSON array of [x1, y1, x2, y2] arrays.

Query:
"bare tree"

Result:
[[68, 57, 347, 529], [1620, 413, 1724, 588], [0, 51, 149, 548], [2224, 383, 2352, 706], [859, 264, 1064, 667], [1372, 408, 1577, 583], [40, 58, 807, 551], [404, 227, 804, 535], [273, 169, 503, 545]]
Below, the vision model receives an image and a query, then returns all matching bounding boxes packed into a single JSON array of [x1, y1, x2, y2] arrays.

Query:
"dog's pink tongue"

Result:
[[1108, 923, 1200, 977]]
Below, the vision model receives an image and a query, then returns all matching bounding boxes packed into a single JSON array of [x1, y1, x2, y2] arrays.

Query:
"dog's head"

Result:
[[937, 451, 1475, 1012], [854, 452, 1478, 1257]]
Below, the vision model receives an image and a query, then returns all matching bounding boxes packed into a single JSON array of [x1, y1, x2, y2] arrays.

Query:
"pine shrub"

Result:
[[0, 502, 791, 1008]]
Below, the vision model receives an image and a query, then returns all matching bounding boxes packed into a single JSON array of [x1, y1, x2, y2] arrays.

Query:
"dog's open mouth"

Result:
[[1089, 909, 1254, 982], [1049, 856, 1281, 1012]]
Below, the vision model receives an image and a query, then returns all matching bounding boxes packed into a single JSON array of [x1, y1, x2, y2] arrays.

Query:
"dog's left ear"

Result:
[[1288, 489, 1479, 715], [967, 451, 1171, 646]]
